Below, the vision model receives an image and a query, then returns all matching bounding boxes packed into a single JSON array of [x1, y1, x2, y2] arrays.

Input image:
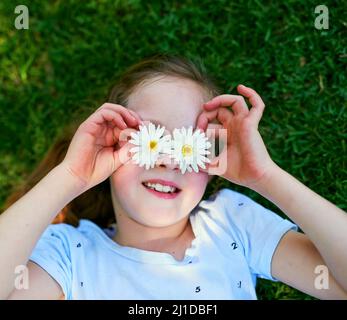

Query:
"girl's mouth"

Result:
[[141, 180, 181, 199]]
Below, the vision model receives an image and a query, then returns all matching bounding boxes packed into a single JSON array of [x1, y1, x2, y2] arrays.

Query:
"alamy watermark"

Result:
[[14, 265, 29, 290], [314, 5, 329, 30], [14, 5, 29, 30], [314, 265, 329, 290]]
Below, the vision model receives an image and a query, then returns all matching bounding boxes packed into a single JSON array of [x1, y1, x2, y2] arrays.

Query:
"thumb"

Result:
[[113, 142, 133, 172], [198, 156, 220, 174]]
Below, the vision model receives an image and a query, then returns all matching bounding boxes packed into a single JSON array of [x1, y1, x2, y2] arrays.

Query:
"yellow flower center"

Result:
[[149, 140, 158, 151], [181, 144, 193, 157]]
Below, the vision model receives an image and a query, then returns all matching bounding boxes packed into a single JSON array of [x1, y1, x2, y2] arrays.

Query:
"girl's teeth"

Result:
[[155, 184, 163, 192], [162, 186, 171, 193], [144, 182, 177, 193]]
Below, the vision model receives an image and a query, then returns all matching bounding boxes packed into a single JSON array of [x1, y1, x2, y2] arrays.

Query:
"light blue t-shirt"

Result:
[[29, 188, 298, 300]]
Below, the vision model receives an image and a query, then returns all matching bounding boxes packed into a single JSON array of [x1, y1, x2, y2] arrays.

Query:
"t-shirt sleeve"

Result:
[[218, 188, 298, 281], [29, 223, 73, 299]]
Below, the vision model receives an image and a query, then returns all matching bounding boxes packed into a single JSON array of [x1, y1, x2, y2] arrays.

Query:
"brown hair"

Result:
[[1, 53, 221, 228]]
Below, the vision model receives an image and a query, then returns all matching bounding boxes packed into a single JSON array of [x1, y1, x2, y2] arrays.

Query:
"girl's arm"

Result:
[[0, 163, 84, 299], [196, 85, 347, 299], [254, 164, 347, 298], [0, 103, 140, 299]]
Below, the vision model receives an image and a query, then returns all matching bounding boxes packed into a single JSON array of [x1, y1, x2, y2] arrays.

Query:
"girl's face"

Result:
[[109, 76, 210, 227]]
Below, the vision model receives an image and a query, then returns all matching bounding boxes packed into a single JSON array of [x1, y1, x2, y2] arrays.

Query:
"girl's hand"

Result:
[[61, 103, 142, 192], [196, 85, 276, 189]]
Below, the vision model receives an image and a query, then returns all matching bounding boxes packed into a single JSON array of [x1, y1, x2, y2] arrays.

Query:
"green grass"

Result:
[[0, 0, 346, 299]]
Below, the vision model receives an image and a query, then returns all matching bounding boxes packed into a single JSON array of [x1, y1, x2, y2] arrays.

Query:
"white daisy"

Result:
[[171, 126, 211, 174], [129, 122, 171, 170]]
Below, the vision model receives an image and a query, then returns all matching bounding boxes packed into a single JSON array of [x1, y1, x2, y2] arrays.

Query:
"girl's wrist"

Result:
[[53, 162, 89, 199], [246, 162, 284, 194]]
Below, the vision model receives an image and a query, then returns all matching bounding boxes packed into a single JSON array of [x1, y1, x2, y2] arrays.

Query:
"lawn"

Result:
[[0, 0, 346, 299]]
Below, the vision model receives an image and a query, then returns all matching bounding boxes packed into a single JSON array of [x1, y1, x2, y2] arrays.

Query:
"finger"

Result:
[[102, 105, 138, 127], [90, 108, 127, 130], [203, 94, 249, 116], [237, 85, 265, 124], [116, 127, 138, 147], [96, 102, 123, 113], [127, 109, 144, 126], [198, 156, 220, 174], [196, 108, 233, 132], [114, 142, 133, 171], [195, 112, 209, 131], [195, 112, 220, 133], [127, 110, 145, 129]]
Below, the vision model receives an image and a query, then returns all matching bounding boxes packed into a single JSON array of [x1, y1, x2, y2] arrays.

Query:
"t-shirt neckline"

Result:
[[79, 211, 201, 265]]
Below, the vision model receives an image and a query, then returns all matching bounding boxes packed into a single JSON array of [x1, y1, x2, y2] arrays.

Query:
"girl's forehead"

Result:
[[137, 111, 199, 132], [130, 105, 201, 132], [127, 77, 207, 131]]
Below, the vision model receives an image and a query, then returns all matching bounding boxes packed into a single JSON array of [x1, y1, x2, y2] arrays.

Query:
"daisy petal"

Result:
[[198, 162, 206, 170], [192, 163, 199, 172]]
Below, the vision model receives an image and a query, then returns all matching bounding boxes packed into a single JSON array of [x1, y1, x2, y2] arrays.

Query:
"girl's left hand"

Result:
[[196, 85, 276, 189]]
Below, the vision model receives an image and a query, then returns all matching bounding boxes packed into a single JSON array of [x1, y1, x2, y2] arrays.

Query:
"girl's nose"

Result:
[[156, 154, 179, 171]]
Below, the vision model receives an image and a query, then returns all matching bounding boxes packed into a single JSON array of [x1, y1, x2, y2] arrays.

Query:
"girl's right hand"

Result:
[[60, 103, 142, 192]]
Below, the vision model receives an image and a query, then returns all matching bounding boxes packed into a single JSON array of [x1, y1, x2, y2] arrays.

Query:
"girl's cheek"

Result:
[[186, 172, 209, 192], [110, 163, 141, 190], [195, 171, 209, 183]]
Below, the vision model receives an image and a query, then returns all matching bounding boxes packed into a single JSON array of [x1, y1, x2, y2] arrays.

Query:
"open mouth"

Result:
[[142, 181, 181, 194], [141, 179, 182, 198]]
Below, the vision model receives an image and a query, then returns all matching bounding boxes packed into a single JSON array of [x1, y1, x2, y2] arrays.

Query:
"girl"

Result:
[[1, 54, 346, 300]]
